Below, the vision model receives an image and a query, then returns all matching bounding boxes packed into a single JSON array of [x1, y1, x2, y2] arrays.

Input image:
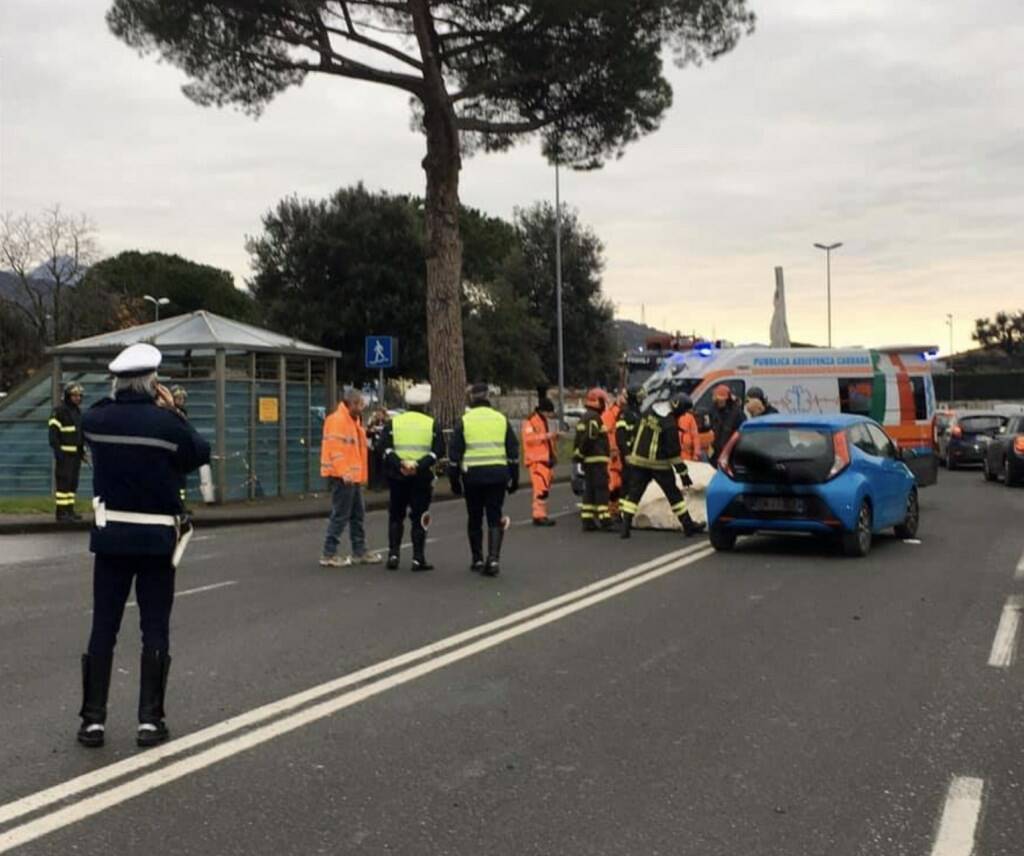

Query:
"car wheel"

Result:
[[983, 456, 997, 482], [946, 450, 957, 471], [842, 500, 873, 558], [709, 524, 737, 552], [894, 489, 919, 539], [1006, 459, 1019, 488]]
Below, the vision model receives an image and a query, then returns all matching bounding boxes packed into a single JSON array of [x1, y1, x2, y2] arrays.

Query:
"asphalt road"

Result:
[[1, 470, 1022, 855]]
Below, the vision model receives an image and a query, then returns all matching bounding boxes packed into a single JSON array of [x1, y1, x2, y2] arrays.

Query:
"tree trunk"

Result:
[[421, 104, 467, 430]]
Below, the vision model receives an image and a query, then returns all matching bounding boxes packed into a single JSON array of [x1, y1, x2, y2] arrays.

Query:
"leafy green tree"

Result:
[[506, 202, 617, 386], [0, 303, 42, 393], [248, 185, 429, 382], [973, 311, 1024, 358], [81, 251, 254, 323], [106, 0, 754, 424]]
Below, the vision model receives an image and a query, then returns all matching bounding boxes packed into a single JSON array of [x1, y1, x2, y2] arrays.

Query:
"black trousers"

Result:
[[464, 482, 506, 540], [54, 453, 81, 509], [87, 554, 176, 657], [621, 466, 687, 518], [581, 462, 610, 522], [388, 478, 433, 531]]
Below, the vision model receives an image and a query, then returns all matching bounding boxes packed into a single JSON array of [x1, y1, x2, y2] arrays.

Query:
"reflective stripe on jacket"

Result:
[[522, 411, 556, 467], [392, 411, 434, 464], [462, 407, 509, 471], [49, 403, 83, 457], [573, 409, 610, 464], [320, 404, 368, 484]]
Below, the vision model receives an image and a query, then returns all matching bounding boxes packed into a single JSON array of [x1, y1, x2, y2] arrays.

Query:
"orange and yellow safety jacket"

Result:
[[320, 403, 368, 484], [521, 411, 557, 467]]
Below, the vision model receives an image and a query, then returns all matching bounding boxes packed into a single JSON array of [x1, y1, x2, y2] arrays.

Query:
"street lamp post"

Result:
[[946, 313, 955, 403], [554, 158, 566, 428], [813, 242, 842, 347], [143, 294, 170, 322]]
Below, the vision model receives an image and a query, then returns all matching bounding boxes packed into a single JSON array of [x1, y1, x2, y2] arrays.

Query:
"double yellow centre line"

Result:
[[0, 542, 713, 852]]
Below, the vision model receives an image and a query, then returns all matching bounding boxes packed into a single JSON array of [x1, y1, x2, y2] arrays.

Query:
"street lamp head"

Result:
[[142, 294, 170, 306], [813, 242, 843, 251]]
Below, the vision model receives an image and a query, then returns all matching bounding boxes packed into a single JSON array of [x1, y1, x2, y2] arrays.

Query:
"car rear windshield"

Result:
[[959, 416, 1006, 434], [732, 428, 834, 484]]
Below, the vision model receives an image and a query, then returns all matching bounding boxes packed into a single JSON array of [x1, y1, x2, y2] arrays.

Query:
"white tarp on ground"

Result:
[[633, 461, 717, 529]]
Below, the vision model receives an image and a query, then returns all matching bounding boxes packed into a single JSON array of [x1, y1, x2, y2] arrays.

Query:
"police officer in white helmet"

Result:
[[76, 343, 210, 749], [379, 383, 445, 571]]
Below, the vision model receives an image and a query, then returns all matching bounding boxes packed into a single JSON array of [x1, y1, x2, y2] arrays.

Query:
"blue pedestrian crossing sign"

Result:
[[365, 335, 396, 369]]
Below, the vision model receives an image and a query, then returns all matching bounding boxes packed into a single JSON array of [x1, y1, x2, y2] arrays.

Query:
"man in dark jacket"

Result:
[[77, 343, 210, 750], [379, 383, 445, 571], [620, 393, 706, 539], [709, 384, 746, 467], [448, 383, 520, 576], [49, 382, 86, 521], [745, 386, 779, 418], [574, 388, 613, 532]]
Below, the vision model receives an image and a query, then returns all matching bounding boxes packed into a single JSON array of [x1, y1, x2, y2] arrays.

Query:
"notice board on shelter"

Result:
[[258, 397, 279, 423]]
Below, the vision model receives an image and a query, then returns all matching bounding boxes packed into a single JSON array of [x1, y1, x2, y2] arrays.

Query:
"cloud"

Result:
[[1, 0, 1021, 355]]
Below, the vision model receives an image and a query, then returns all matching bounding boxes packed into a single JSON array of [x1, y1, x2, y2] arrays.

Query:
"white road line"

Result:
[[1015, 548, 1024, 581], [930, 776, 985, 856], [0, 542, 708, 830], [0, 547, 713, 853], [0, 547, 713, 852], [987, 595, 1024, 669], [125, 581, 237, 609]]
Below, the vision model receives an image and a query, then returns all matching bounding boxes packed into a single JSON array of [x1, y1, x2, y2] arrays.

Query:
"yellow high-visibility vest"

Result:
[[392, 411, 434, 465], [461, 407, 508, 472]]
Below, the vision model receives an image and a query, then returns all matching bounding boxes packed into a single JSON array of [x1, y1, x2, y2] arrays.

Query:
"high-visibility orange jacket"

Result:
[[521, 411, 557, 467], [603, 403, 622, 472], [678, 412, 702, 462], [320, 403, 368, 484]]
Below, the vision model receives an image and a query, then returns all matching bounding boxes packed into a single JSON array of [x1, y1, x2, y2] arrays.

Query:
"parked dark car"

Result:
[[936, 411, 1008, 469], [982, 414, 1024, 486]]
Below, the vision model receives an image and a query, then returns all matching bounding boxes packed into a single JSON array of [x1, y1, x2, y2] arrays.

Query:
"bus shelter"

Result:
[[0, 311, 340, 503]]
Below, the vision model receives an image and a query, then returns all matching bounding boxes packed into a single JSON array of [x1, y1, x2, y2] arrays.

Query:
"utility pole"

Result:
[[946, 313, 955, 403], [813, 243, 842, 347], [554, 157, 566, 428]]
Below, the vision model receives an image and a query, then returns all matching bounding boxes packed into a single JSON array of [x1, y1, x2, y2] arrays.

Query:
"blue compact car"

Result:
[[706, 414, 919, 557]]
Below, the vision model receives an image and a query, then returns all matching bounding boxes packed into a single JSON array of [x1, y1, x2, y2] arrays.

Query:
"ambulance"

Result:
[[641, 344, 939, 486]]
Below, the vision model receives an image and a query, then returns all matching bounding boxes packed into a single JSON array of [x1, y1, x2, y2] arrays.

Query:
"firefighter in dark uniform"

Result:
[[448, 383, 520, 577], [77, 343, 210, 749], [380, 383, 445, 571], [49, 382, 86, 520], [573, 388, 613, 531], [620, 392, 707, 539], [615, 386, 643, 483]]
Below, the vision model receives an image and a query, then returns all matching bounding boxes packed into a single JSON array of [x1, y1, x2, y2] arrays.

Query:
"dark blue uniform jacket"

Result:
[[83, 391, 211, 556]]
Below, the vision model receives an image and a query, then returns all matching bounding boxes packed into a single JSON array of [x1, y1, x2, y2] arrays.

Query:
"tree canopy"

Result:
[[107, 0, 754, 423], [973, 311, 1024, 358], [81, 250, 255, 323], [247, 185, 613, 388]]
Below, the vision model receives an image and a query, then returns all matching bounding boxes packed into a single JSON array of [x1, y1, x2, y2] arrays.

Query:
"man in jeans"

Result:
[[319, 389, 382, 567]]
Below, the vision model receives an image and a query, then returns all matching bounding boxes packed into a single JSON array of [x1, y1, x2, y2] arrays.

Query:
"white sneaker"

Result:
[[319, 554, 345, 568], [350, 551, 383, 565]]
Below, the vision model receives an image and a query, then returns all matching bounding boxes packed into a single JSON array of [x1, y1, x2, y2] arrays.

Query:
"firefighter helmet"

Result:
[[585, 388, 607, 412], [670, 392, 693, 414]]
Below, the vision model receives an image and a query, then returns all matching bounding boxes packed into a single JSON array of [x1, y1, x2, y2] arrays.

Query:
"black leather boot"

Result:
[[411, 528, 433, 571], [469, 527, 484, 572], [620, 513, 633, 540], [137, 650, 171, 748], [484, 526, 504, 577], [386, 521, 403, 570], [680, 512, 707, 537], [77, 653, 113, 748]]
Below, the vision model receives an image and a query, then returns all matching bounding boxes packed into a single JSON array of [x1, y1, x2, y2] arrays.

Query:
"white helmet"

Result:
[[405, 383, 431, 407]]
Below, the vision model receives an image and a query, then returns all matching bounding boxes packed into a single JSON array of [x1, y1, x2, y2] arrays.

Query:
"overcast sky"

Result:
[[2, 0, 1022, 354]]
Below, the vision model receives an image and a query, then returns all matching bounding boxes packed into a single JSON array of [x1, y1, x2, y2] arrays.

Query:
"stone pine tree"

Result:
[[107, 0, 755, 425]]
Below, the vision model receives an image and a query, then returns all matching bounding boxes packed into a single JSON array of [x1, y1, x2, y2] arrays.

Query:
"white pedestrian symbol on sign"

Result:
[[370, 340, 387, 365]]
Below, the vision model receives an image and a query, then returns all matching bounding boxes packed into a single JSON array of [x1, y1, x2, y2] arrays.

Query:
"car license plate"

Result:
[[749, 497, 806, 514]]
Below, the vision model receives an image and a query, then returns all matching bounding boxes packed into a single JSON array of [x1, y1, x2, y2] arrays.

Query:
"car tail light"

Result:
[[951, 425, 963, 439], [1015, 437, 1024, 455], [828, 430, 851, 479], [718, 433, 741, 479]]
